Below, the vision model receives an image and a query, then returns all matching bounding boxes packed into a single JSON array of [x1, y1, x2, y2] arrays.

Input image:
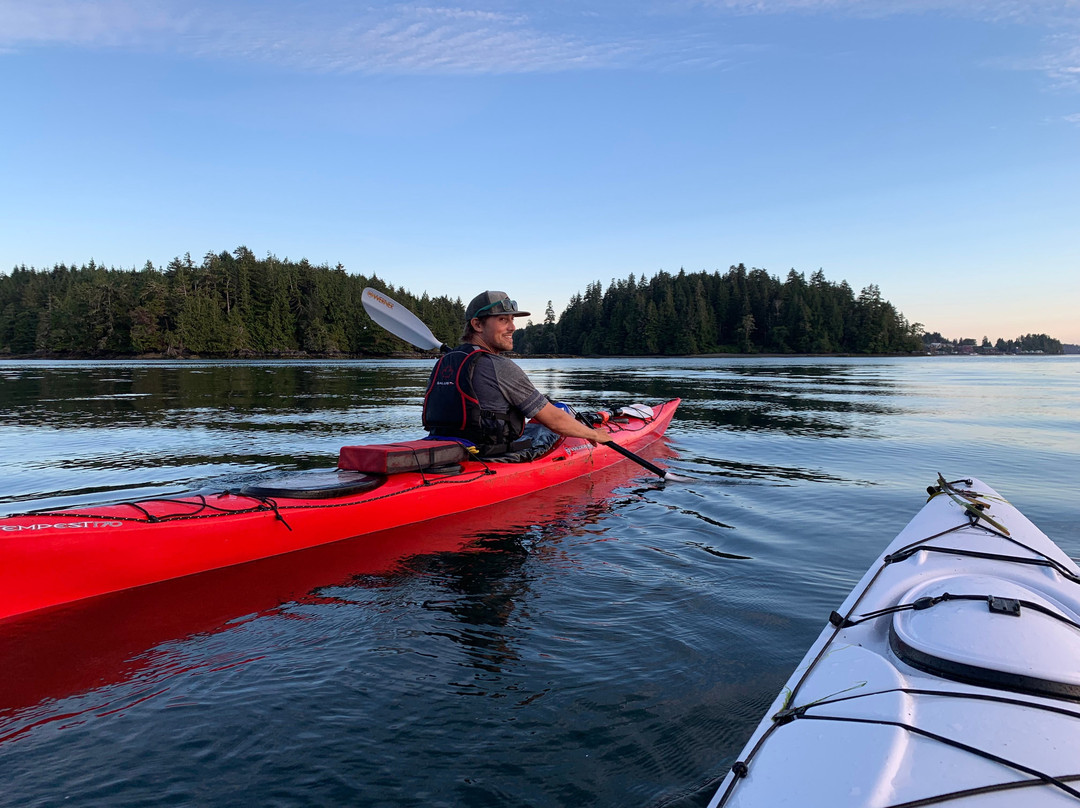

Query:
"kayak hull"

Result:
[[0, 454, 671, 712], [0, 399, 679, 624], [710, 477, 1080, 807]]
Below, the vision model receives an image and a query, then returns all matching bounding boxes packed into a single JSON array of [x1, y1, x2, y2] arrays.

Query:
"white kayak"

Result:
[[709, 476, 1080, 807]]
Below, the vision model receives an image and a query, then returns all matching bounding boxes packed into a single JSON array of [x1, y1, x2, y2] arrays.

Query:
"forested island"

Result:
[[0, 248, 1063, 357], [0, 248, 461, 357], [512, 265, 923, 355]]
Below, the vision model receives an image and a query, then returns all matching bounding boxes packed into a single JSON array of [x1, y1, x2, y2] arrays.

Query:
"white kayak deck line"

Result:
[[709, 476, 1080, 807]]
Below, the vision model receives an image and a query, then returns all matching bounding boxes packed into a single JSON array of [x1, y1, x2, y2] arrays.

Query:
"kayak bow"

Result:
[[710, 476, 1080, 807]]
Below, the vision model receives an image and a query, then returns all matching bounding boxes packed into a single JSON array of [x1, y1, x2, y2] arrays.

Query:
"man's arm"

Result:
[[532, 403, 613, 444], [486, 356, 611, 444]]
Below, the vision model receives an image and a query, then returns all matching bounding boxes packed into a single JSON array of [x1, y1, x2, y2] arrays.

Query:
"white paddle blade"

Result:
[[362, 287, 445, 351]]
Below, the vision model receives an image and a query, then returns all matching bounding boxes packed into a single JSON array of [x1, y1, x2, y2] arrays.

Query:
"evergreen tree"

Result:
[[540, 301, 559, 353]]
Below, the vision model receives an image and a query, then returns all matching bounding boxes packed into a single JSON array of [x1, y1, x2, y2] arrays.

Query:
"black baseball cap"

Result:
[[465, 291, 531, 321]]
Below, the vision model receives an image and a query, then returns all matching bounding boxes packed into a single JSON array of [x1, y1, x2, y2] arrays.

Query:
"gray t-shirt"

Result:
[[471, 354, 547, 421]]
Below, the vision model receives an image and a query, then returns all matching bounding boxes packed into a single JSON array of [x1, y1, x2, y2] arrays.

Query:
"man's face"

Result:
[[473, 313, 516, 353]]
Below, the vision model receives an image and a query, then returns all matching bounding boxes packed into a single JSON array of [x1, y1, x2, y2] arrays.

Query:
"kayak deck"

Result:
[[0, 399, 679, 624], [710, 476, 1080, 807]]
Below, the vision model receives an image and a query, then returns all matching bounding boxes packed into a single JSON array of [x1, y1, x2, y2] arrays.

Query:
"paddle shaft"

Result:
[[606, 440, 667, 480]]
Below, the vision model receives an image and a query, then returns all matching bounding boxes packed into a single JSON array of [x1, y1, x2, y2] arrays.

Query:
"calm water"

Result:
[[0, 357, 1077, 807]]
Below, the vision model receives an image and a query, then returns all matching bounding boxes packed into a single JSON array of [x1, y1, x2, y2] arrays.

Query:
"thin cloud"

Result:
[[689, 0, 1078, 23], [0, 0, 632, 73], [0, 0, 185, 47], [1039, 33, 1080, 88], [1, 0, 1078, 82], [688, 0, 1080, 87]]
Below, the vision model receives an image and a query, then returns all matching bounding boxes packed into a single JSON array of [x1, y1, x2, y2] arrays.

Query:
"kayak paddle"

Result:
[[361, 286, 676, 482], [605, 441, 676, 482], [362, 287, 448, 352]]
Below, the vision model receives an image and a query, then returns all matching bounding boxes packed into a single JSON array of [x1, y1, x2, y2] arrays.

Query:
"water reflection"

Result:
[[527, 359, 907, 440], [0, 361, 436, 510], [680, 456, 853, 485], [0, 361, 431, 429], [0, 358, 917, 512]]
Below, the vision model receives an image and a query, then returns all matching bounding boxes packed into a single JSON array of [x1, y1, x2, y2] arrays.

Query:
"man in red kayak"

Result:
[[422, 291, 613, 457]]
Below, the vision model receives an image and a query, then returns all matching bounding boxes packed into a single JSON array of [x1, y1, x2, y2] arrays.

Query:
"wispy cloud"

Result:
[[1, 0, 1078, 82], [1037, 32, 1080, 88], [690, 0, 1080, 87], [0, 1, 635, 73], [0, 0, 184, 47], [690, 0, 1078, 24]]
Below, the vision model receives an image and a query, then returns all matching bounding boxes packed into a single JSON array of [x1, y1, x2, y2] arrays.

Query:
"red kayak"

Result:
[[0, 399, 679, 623]]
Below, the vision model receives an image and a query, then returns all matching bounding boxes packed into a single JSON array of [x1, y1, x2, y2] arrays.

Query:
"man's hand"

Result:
[[588, 428, 613, 445], [533, 403, 614, 444]]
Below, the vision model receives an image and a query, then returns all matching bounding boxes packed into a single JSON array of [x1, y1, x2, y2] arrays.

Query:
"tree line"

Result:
[[0, 248, 463, 357], [2, 251, 1059, 358], [513, 265, 924, 355]]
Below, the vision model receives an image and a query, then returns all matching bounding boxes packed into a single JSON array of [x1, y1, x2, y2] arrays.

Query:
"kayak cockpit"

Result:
[[239, 470, 385, 501]]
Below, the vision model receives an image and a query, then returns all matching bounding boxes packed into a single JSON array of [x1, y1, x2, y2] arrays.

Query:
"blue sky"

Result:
[[2, 0, 1078, 343]]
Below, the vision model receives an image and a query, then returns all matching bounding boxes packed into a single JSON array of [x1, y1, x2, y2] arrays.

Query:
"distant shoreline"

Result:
[[0, 351, 1073, 361]]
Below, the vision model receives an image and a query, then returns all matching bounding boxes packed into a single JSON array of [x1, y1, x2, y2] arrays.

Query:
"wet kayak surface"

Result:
[[1, 356, 1078, 807]]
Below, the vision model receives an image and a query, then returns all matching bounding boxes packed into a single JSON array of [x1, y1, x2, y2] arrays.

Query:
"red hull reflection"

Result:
[[0, 444, 675, 718]]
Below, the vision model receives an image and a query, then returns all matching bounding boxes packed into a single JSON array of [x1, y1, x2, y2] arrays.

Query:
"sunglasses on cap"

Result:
[[473, 297, 518, 317]]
